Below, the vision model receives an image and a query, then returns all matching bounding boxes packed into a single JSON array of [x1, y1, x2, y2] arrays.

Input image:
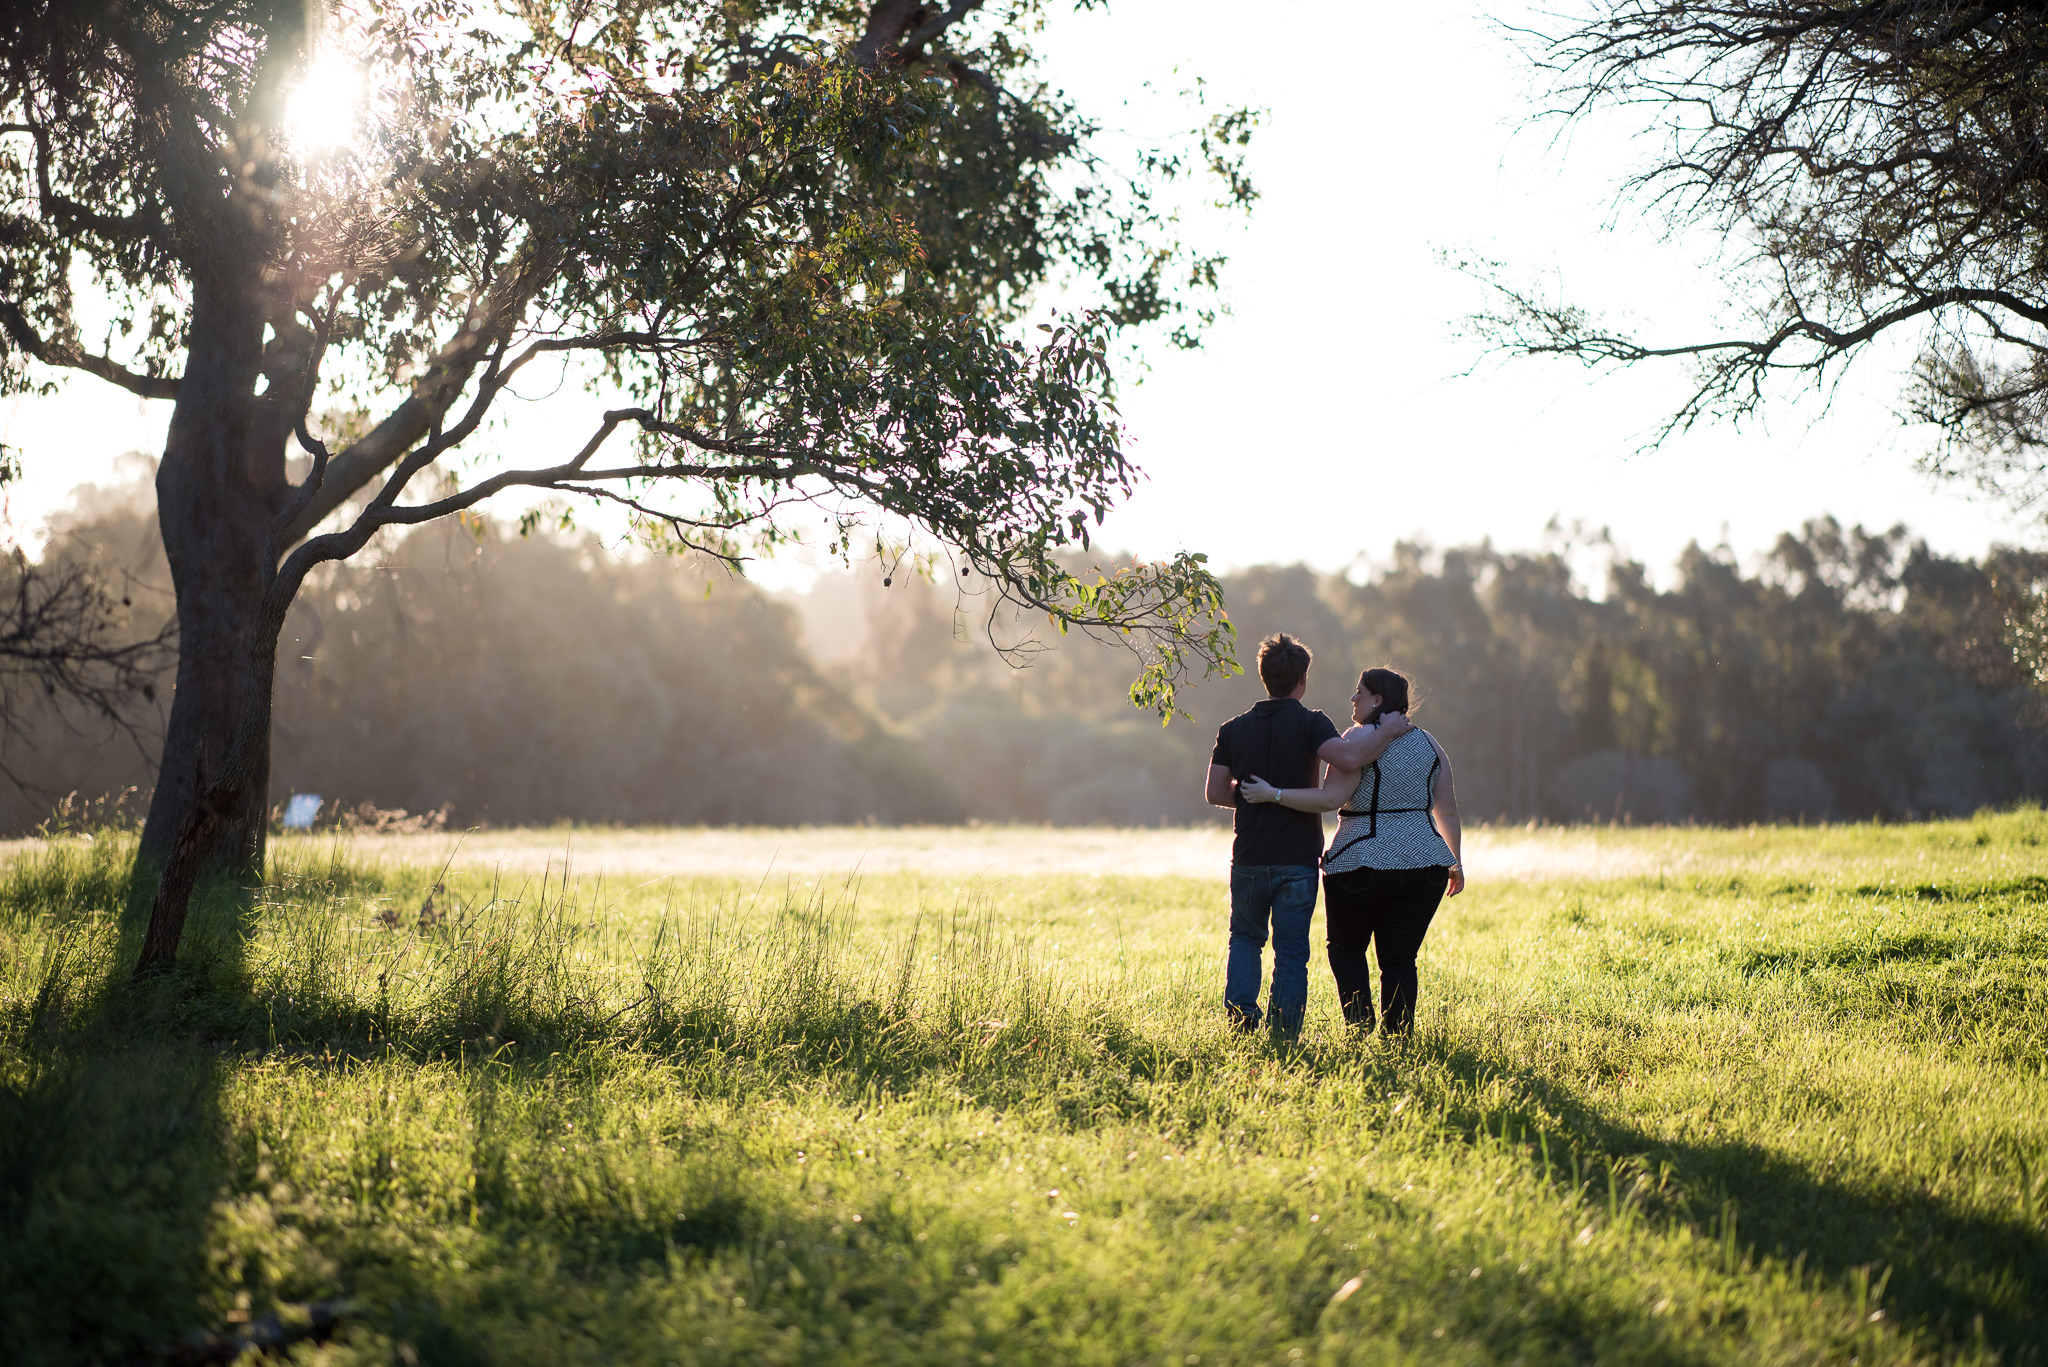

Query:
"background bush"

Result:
[[7, 465, 2045, 830]]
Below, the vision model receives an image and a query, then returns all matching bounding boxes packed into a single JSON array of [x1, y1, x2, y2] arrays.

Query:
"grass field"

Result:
[[1, 815, 2044, 1365]]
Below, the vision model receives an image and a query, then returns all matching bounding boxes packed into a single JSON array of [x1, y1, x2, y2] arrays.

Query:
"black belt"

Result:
[[1326, 810, 1427, 866]]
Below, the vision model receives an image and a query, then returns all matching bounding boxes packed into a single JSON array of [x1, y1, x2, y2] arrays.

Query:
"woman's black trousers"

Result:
[[1321, 864, 1450, 1034]]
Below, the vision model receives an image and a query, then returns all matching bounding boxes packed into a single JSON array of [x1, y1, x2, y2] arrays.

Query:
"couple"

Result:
[[1205, 633, 1464, 1037]]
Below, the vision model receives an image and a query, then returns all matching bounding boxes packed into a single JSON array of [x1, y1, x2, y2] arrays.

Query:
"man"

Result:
[[1205, 633, 1410, 1034]]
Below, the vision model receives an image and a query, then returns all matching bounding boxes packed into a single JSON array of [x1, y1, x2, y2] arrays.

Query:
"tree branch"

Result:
[[855, 0, 988, 70], [0, 548, 174, 767], [854, 0, 926, 68], [0, 120, 164, 242], [901, 1, 988, 61], [1493, 280, 2048, 373], [0, 302, 181, 400], [275, 238, 563, 546]]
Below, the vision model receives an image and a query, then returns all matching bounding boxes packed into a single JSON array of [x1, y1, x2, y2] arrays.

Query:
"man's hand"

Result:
[[1318, 712, 1412, 771]]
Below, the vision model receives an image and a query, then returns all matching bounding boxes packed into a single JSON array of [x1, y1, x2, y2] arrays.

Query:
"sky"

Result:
[[0, 0, 2032, 591], [1030, 0, 2034, 584]]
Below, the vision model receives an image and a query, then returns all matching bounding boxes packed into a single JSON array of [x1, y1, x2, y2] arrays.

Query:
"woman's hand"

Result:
[[1446, 863, 1465, 897], [1239, 774, 1279, 804]]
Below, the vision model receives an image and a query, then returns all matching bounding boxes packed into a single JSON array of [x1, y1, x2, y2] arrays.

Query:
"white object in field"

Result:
[[282, 794, 323, 829]]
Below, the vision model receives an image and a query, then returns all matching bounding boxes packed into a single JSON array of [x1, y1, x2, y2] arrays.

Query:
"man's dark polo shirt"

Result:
[[1212, 697, 1341, 866]]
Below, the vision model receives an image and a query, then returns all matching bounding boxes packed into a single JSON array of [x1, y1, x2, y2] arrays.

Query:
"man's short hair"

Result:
[[1257, 632, 1312, 697]]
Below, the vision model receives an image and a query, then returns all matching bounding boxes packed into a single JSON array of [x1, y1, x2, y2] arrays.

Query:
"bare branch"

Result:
[[0, 548, 173, 764], [1482, 2, 2048, 466]]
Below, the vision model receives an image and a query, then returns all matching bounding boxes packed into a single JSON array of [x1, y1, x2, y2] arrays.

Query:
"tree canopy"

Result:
[[0, 0, 1252, 967], [2, 0, 1242, 665]]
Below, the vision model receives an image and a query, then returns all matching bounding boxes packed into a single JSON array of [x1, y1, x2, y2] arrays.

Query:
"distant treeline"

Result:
[[7, 467, 2045, 832]]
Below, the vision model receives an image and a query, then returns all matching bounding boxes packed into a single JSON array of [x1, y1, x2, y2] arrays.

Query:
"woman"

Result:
[[1241, 667, 1463, 1034]]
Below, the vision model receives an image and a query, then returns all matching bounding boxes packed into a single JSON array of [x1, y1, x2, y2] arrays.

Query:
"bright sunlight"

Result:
[[282, 53, 364, 154]]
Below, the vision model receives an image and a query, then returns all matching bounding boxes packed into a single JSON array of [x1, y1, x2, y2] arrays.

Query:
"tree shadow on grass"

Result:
[[0, 868, 258, 1364], [1417, 1036, 2046, 1366], [0, 1035, 229, 1365]]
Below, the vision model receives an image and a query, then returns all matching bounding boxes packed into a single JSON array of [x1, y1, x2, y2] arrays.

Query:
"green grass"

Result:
[[2, 814, 2044, 1365]]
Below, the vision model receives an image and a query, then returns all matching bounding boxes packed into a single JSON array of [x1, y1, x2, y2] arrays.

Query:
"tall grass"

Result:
[[0, 817, 2043, 1365]]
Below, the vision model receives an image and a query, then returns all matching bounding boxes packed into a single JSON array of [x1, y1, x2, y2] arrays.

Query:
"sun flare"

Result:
[[282, 54, 364, 154]]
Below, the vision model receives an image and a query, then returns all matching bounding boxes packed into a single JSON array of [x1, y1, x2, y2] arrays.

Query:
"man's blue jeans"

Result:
[[1225, 863, 1319, 1034]]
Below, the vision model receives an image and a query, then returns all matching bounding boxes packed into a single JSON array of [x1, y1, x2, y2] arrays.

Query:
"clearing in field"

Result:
[[1, 815, 2044, 1365]]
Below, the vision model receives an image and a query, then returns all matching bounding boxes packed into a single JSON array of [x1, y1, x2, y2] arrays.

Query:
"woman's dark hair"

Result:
[[1358, 667, 1411, 724]]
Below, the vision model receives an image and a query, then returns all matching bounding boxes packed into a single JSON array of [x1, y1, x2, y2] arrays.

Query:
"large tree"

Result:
[[1481, 2, 2048, 503], [0, 0, 1249, 970]]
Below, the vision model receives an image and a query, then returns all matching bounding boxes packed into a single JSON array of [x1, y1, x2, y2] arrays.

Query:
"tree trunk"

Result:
[[134, 277, 290, 961], [136, 542, 274, 878], [133, 629, 281, 971]]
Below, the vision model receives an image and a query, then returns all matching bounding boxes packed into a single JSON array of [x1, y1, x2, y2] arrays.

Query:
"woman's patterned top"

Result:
[[1322, 726, 1456, 873]]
